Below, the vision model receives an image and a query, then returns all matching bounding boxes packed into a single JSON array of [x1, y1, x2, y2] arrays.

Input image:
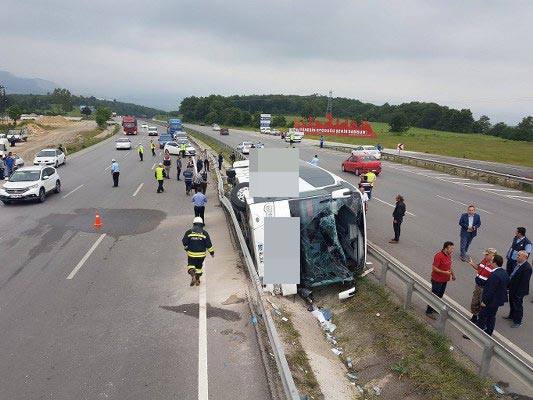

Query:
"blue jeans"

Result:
[[460, 231, 475, 257]]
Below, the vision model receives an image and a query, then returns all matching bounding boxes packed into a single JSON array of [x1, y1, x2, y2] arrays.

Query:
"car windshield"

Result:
[[363, 146, 377, 150], [9, 170, 41, 182], [37, 150, 56, 157], [117, 139, 129, 142], [363, 156, 377, 161]]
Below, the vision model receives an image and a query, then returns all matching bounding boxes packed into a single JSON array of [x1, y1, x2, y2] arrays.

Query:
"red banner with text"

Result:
[[294, 113, 376, 138]]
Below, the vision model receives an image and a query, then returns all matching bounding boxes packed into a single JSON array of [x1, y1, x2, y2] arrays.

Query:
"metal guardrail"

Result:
[[367, 241, 533, 387], [188, 133, 300, 400], [312, 140, 532, 191]]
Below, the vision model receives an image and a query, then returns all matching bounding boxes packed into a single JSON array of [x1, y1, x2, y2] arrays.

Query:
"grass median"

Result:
[[65, 124, 119, 154]]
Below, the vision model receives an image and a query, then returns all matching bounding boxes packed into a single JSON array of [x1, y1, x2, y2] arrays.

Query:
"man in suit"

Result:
[[476, 254, 509, 336], [504, 250, 532, 328], [458, 205, 481, 261]]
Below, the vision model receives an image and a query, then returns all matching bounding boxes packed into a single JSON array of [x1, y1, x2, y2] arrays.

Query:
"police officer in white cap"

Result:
[[110, 159, 120, 187]]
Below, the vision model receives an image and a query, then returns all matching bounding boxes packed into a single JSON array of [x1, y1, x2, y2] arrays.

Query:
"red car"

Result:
[[341, 155, 382, 175]]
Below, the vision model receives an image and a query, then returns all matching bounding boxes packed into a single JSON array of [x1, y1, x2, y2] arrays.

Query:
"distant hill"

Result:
[[0, 70, 58, 94]]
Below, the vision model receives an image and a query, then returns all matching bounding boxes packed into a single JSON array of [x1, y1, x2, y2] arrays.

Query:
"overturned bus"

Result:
[[226, 159, 367, 296]]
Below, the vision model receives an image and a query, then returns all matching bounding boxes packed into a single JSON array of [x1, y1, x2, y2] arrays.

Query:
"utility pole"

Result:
[[326, 90, 333, 117]]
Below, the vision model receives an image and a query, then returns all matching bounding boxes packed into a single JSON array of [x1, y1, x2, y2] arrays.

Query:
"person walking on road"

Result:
[[176, 157, 182, 181], [476, 255, 509, 336], [309, 155, 319, 166], [196, 158, 203, 173], [179, 142, 187, 158], [200, 170, 208, 194], [163, 151, 171, 179], [229, 152, 236, 165], [192, 189, 207, 225], [505, 227, 531, 275], [360, 175, 373, 199], [426, 241, 456, 319], [459, 205, 481, 261], [4, 152, 14, 177], [111, 159, 120, 187], [218, 153, 223, 170], [138, 143, 144, 161], [504, 250, 531, 328], [358, 183, 369, 213], [203, 149, 210, 172], [155, 163, 165, 193], [193, 172, 203, 193], [289, 132, 295, 148], [0, 155, 5, 179], [365, 171, 377, 198], [150, 140, 156, 157], [182, 217, 214, 286], [467, 248, 497, 323], [319, 135, 324, 148], [389, 195, 406, 243], [183, 165, 194, 195]]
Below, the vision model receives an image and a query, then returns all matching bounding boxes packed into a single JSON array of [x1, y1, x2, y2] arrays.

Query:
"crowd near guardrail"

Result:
[[368, 242, 533, 388]]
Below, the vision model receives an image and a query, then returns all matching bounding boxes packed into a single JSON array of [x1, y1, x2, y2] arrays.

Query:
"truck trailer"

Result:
[[122, 116, 138, 135], [167, 118, 183, 137]]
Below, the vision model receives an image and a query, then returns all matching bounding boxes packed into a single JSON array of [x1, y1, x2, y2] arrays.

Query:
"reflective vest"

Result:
[[366, 171, 376, 184], [182, 227, 214, 258], [150, 143, 155, 150], [138, 146, 144, 154], [155, 166, 164, 180], [290, 134, 295, 141], [180, 144, 187, 151]]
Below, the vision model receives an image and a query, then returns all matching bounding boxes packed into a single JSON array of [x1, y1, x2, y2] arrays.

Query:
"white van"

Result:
[[226, 159, 367, 296]]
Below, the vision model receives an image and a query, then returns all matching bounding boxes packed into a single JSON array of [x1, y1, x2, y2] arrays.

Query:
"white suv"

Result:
[[0, 166, 61, 204], [33, 148, 66, 167]]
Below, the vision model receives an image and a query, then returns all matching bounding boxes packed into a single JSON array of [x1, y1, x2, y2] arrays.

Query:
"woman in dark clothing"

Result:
[[390, 195, 406, 243]]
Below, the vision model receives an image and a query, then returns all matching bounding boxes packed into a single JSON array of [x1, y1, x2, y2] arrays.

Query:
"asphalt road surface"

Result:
[[382, 148, 533, 179], [0, 126, 270, 400], [186, 123, 533, 356]]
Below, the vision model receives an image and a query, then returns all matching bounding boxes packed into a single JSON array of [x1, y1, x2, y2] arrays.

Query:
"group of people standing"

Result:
[[0, 152, 16, 179], [424, 204, 532, 337]]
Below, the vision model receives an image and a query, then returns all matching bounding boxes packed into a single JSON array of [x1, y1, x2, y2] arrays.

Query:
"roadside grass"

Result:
[[321, 278, 508, 400], [185, 127, 241, 163], [65, 124, 119, 154], [273, 308, 324, 400], [284, 115, 533, 167]]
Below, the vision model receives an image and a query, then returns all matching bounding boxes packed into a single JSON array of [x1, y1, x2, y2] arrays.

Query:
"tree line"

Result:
[[4, 89, 164, 118], [178, 94, 532, 141]]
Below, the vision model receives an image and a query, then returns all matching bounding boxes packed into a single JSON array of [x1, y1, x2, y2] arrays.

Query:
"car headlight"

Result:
[[26, 184, 40, 191]]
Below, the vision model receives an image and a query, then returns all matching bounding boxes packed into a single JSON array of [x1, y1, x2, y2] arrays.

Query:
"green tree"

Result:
[[52, 88, 73, 112], [390, 112, 409, 133], [241, 111, 252, 126], [205, 111, 222, 125], [472, 115, 491, 134], [6, 105, 23, 124], [272, 115, 287, 127], [224, 107, 243, 126], [251, 112, 261, 127], [95, 106, 112, 128], [81, 106, 92, 116]]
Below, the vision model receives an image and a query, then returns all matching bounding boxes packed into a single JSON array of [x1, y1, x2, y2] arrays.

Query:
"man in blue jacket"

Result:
[[476, 254, 509, 336], [503, 250, 532, 328], [458, 205, 481, 261]]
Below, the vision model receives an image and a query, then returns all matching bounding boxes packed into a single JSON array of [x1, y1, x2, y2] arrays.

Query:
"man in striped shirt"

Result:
[[467, 248, 497, 324]]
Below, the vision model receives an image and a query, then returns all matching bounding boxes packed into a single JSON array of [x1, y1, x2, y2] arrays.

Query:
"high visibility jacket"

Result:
[[290, 134, 295, 140], [138, 146, 144, 154], [155, 166, 164, 180], [150, 143, 155, 149], [365, 171, 376, 184], [180, 144, 187, 151], [182, 227, 214, 258]]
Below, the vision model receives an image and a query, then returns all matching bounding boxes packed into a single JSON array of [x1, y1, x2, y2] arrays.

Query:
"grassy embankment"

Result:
[[284, 115, 533, 168], [65, 124, 119, 154]]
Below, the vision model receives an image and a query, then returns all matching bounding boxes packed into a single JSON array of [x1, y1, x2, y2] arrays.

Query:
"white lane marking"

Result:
[[132, 182, 144, 197], [104, 165, 112, 171], [435, 195, 493, 214], [62, 184, 84, 199], [506, 196, 533, 204], [198, 272, 208, 400], [67, 233, 107, 279], [122, 151, 131, 159], [373, 197, 416, 216], [151, 162, 156, 170], [437, 177, 472, 181], [461, 183, 494, 186], [480, 188, 520, 192]]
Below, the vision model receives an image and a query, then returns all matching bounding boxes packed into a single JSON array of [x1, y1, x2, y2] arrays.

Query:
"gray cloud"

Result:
[[1, 0, 532, 122]]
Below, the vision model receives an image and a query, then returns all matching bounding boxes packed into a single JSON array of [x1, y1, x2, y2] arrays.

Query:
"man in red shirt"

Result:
[[426, 241, 456, 319]]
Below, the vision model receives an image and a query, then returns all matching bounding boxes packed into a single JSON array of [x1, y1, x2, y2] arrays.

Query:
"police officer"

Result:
[[183, 165, 194, 195], [182, 217, 214, 286], [176, 157, 182, 181], [289, 132, 295, 148], [110, 159, 120, 187], [180, 142, 187, 158], [155, 162, 165, 193], [150, 140, 156, 157], [138, 143, 144, 161]]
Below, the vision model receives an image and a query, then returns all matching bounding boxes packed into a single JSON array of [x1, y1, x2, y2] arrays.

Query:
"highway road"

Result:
[[382, 148, 533, 179], [186, 123, 533, 356], [0, 126, 271, 399]]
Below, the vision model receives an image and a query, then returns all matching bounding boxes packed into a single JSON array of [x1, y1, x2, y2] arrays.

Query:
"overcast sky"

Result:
[[1, 0, 532, 123]]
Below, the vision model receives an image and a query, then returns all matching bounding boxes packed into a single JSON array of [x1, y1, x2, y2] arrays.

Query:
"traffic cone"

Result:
[[94, 213, 102, 229]]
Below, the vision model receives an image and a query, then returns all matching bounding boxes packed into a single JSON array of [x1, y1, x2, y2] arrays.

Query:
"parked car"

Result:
[[173, 131, 187, 140], [141, 124, 148, 130], [164, 140, 196, 156], [147, 126, 158, 136], [12, 155, 25, 169], [220, 128, 229, 135], [158, 133, 173, 149], [212, 124, 221, 131], [270, 129, 280, 136], [341, 155, 382, 175], [350, 145, 382, 160], [6, 129, 28, 142], [115, 138, 132, 150], [236, 141, 254, 155], [199, 122, 206, 126], [255, 142, 264, 148], [33, 148, 66, 167], [0, 166, 61, 204], [284, 129, 304, 142]]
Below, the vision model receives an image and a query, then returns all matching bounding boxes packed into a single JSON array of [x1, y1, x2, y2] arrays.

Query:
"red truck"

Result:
[[122, 115, 138, 135]]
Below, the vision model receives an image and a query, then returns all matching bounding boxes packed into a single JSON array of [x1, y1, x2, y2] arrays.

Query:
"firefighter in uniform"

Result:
[[182, 217, 214, 286]]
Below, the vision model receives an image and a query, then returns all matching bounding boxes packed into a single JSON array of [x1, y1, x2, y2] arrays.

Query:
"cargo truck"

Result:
[[122, 116, 138, 135]]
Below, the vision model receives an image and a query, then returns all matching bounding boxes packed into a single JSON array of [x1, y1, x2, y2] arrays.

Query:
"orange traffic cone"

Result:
[[94, 213, 102, 229]]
